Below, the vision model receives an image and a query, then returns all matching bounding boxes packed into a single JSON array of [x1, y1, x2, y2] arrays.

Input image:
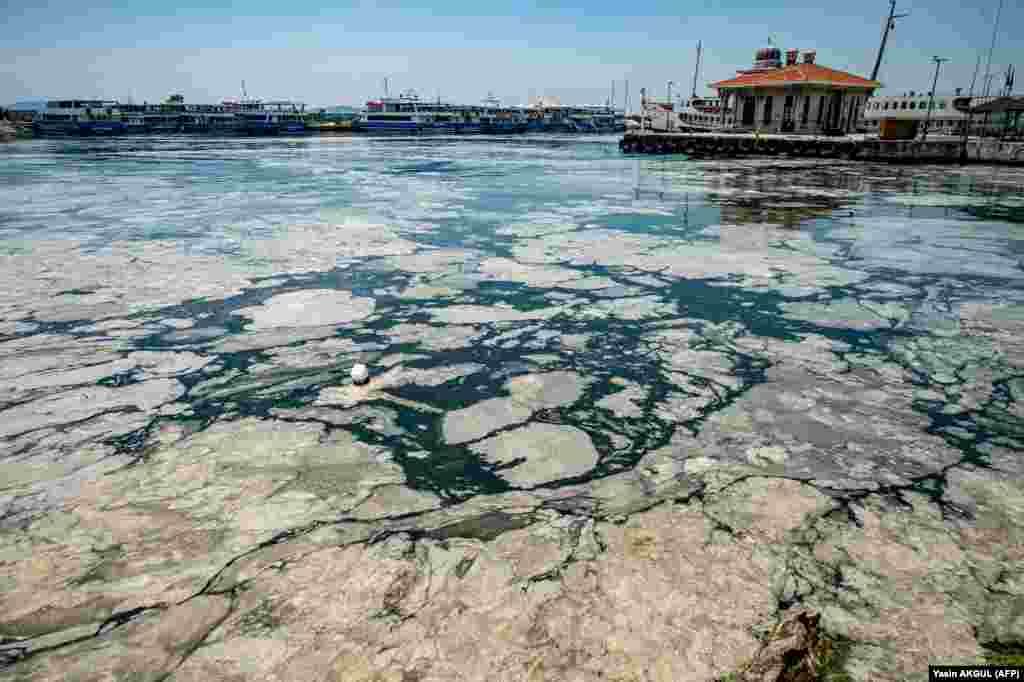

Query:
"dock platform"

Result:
[[619, 132, 1024, 165]]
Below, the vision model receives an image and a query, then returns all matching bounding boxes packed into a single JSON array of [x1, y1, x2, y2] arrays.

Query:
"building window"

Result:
[[763, 96, 773, 125], [939, 101, 946, 109], [817, 96, 825, 124], [900, 101, 907, 109], [802, 96, 810, 124], [909, 102, 916, 109]]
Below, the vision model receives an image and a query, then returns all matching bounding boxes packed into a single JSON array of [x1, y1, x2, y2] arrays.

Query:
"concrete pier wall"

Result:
[[620, 132, 1024, 165]]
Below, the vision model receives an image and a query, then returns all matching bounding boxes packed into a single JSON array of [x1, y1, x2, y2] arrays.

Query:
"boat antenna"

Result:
[[692, 40, 702, 99], [970, 53, 982, 94], [981, 0, 1004, 98], [611, 80, 615, 109], [384, 77, 390, 98], [871, 0, 910, 82], [241, 80, 248, 99]]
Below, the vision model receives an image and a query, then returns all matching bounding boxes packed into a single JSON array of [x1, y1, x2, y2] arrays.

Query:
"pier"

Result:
[[619, 131, 1024, 164]]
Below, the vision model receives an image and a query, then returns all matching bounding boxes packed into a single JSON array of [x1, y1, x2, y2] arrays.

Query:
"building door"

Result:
[[742, 97, 755, 125]]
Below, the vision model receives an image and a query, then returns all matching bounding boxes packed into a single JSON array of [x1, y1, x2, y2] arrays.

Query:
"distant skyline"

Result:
[[2, 0, 1020, 107]]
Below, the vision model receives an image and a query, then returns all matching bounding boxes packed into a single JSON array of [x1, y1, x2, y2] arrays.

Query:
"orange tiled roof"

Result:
[[710, 63, 879, 89]]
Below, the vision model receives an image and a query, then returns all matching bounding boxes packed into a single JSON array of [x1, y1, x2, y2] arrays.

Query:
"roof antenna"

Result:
[[241, 80, 247, 99]]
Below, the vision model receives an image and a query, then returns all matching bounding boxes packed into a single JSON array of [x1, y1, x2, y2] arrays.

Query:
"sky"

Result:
[[2, 0, 1020, 107]]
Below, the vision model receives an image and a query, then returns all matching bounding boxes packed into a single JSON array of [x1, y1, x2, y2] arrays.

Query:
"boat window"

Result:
[[939, 101, 946, 109], [901, 101, 908, 109], [909, 102, 916, 109]]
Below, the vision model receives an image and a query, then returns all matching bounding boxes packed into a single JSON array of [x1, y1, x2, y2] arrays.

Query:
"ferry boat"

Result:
[[524, 104, 624, 133], [358, 91, 435, 133], [861, 92, 1006, 137], [675, 96, 728, 131], [640, 95, 729, 133], [32, 100, 125, 136], [183, 103, 245, 134], [226, 99, 306, 135]]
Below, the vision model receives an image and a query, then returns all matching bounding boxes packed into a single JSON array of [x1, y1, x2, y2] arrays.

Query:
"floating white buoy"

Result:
[[350, 363, 370, 385]]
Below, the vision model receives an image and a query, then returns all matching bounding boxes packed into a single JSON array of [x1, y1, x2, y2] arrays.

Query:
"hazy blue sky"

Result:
[[2, 0, 1019, 107]]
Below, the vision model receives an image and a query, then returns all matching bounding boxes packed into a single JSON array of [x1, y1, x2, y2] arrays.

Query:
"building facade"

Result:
[[710, 47, 879, 135]]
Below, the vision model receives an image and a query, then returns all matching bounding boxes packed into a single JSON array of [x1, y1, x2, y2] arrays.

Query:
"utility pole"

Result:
[[871, 0, 910, 82], [691, 41, 702, 100], [922, 56, 947, 141]]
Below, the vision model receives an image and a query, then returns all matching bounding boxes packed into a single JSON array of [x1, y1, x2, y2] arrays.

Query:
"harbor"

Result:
[[6, 91, 627, 137], [619, 42, 1022, 164]]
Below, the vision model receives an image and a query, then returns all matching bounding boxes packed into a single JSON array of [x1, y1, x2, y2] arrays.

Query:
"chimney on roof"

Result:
[[786, 49, 799, 66], [803, 50, 816, 65]]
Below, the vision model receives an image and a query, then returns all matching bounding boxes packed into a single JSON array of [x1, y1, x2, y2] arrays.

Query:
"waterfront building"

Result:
[[710, 46, 879, 135]]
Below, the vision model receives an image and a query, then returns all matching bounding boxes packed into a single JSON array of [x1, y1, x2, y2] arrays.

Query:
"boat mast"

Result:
[[691, 41, 702, 100], [981, 0, 1004, 98]]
